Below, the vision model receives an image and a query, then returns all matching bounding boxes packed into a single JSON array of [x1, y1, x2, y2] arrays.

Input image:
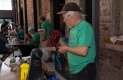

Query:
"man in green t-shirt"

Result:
[[39, 16, 54, 62], [19, 26, 40, 56], [57, 2, 96, 80], [18, 26, 24, 40]]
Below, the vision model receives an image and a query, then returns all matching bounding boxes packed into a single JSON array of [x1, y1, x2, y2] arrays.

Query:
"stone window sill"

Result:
[[104, 38, 123, 52], [104, 38, 123, 45]]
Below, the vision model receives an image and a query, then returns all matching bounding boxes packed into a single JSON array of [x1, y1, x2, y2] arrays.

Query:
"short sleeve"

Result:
[[41, 22, 47, 29], [78, 24, 94, 47]]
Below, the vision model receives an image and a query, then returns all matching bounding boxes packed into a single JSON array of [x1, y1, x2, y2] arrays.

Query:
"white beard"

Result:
[[66, 20, 74, 28], [67, 25, 73, 28]]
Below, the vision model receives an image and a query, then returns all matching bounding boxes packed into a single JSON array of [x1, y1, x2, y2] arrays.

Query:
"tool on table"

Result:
[[27, 48, 56, 80], [27, 48, 43, 80]]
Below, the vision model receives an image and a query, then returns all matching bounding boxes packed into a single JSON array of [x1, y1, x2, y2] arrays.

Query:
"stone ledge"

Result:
[[105, 43, 123, 52], [104, 38, 123, 45]]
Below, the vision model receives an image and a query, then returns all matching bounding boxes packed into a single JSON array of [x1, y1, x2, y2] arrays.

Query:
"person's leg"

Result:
[[45, 38, 53, 62], [71, 63, 96, 80]]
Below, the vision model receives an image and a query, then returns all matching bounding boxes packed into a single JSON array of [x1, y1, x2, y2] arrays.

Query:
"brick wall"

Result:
[[41, 0, 51, 23], [120, 1, 123, 34], [17, 0, 52, 29], [20, 0, 42, 28], [26, 0, 33, 27], [100, 0, 113, 47], [20, 0, 23, 8], [99, 47, 123, 80], [18, 0, 34, 28], [99, 0, 123, 80], [113, 0, 120, 34]]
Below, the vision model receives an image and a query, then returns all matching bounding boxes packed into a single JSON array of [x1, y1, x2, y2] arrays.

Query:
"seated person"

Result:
[[9, 26, 19, 40], [18, 26, 24, 40], [1, 21, 9, 30], [0, 27, 13, 61], [19, 26, 40, 56]]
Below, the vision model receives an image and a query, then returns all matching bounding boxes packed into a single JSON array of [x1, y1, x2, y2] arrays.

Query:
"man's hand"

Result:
[[25, 34, 29, 40], [58, 46, 68, 54], [25, 34, 35, 43]]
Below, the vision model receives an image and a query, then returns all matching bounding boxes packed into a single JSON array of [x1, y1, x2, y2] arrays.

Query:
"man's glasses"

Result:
[[63, 15, 72, 21]]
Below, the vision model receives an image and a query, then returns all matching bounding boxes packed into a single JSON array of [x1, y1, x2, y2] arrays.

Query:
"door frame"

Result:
[[92, 0, 100, 80]]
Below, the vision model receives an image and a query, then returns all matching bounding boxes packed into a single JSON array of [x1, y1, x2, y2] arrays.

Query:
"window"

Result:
[[5, 19, 12, 23], [0, 19, 4, 27], [0, 0, 12, 10], [0, 18, 13, 31]]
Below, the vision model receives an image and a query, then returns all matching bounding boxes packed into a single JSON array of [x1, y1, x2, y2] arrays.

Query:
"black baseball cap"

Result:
[[57, 2, 81, 14]]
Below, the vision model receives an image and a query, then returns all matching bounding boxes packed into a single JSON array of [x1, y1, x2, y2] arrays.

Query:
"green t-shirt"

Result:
[[67, 20, 96, 74], [27, 32, 40, 47], [41, 21, 53, 38], [19, 30, 24, 39]]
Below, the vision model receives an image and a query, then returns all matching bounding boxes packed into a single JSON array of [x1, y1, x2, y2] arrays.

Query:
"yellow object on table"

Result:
[[20, 62, 29, 80]]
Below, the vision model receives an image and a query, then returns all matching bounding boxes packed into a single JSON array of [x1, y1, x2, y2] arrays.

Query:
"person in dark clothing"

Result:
[[1, 21, 9, 30], [0, 27, 13, 61]]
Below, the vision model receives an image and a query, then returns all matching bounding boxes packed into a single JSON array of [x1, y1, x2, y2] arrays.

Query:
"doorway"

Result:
[[85, 0, 92, 25], [53, 0, 65, 36], [20, 8, 24, 26]]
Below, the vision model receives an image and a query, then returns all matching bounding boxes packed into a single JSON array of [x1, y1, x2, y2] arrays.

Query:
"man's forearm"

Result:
[[66, 46, 88, 56], [42, 29, 46, 39], [27, 38, 35, 43]]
